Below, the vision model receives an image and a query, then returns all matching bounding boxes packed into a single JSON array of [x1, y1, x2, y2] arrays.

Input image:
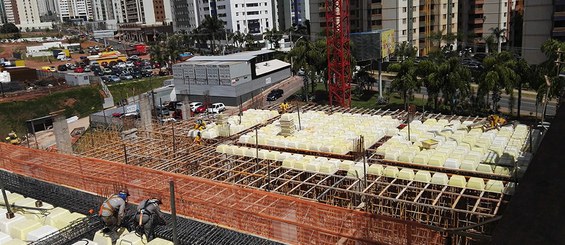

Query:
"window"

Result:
[[218, 5, 225, 9], [247, 11, 259, 15], [236, 12, 238, 16], [402, 30, 406, 35], [235, 4, 237, 7], [402, 7, 406, 13], [443, 14, 446, 19], [402, 18, 406, 24], [218, 13, 226, 17], [443, 3, 446, 9], [246, 3, 259, 7]]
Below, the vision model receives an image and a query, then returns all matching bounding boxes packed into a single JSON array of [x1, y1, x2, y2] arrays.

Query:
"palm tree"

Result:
[[388, 59, 420, 109], [417, 60, 440, 109], [263, 28, 283, 49], [288, 38, 327, 93], [479, 51, 517, 111], [230, 31, 245, 51], [489, 27, 506, 53], [200, 15, 225, 54], [395, 42, 417, 61]]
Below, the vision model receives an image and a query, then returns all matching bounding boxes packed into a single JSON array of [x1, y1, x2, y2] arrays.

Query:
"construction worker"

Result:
[[194, 131, 202, 145], [99, 189, 129, 242], [194, 119, 206, 131], [133, 198, 166, 241], [279, 102, 290, 114], [5, 131, 20, 145]]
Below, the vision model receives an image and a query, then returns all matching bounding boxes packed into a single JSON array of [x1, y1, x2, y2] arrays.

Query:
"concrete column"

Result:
[[51, 112, 72, 154], [139, 93, 153, 131], [180, 103, 190, 120]]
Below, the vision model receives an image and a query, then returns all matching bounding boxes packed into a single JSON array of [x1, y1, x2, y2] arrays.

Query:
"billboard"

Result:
[[381, 29, 395, 59], [350, 29, 395, 62]]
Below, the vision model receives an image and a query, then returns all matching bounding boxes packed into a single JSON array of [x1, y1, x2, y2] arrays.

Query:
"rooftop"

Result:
[[255, 59, 290, 76]]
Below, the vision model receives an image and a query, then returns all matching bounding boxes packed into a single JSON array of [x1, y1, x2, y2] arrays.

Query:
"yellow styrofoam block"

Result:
[[147, 238, 174, 245], [14, 198, 54, 221], [2, 239, 26, 245], [306, 161, 320, 172], [45, 207, 72, 229], [460, 160, 478, 171], [467, 177, 485, 191], [5, 193, 23, 204], [27, 225, 58, 242], [215, 144, 228, 153], [347, 163, 368, 178], [116, 231, 148, 245], [0, 231, 12, 244], [486, 180, 505, 193], [293, 159, 308, 170], [367, 164, 383, 176], [339, 160, 355, 171], [428, 155, 446, 167], [318, 163, 338, 175], [494, 166, 511, 176], [0, 214, 26, 234], [9, 219, 41, 240], [398, 152, 414, 163], [476, 164, 494, 174], [397, 169, 415, 180], [448, 175, 467, 188], [431, 173, 449, 185], [383, 166, 399, 178], [72, 239, 99, 245], [282, 158, 295, 168], [414, 171, 432, 183], [444, 158, 461, 169], [93, 230, 113, 245]]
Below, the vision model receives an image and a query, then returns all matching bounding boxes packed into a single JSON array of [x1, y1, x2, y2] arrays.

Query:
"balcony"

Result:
[[371, 14, 382, 19], [474, 28, 483, 34], [473, 18, 484, 24], [553, 27, 565, 33], [472, 8, 483, 14], [474, 0, 484, 4]]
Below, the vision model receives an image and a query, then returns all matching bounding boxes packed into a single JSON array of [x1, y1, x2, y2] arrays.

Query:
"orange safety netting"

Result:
[[0, 143, 443, 244]]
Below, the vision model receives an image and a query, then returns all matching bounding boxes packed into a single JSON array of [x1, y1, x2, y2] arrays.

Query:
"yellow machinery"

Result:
[[5, 131, 21, 145], [279, 102, 290, 114], [467, 115, 508, 132]]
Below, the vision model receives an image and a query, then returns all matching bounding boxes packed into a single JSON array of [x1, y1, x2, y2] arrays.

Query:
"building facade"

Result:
[[58, 0, 94, 21], [113, 0, 172, 25], [310, 0, 458, 55], [459, 0, 514, 53], [2, 0, 52, 29], [171, 0, 198, 32], [521, 0, 552, 64]]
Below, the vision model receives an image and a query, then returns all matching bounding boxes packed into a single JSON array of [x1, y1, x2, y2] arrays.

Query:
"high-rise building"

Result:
[[459, 0, 514, 53], [2, 0, 52, 29], [521, 0, 552, 64], [58, 0, 93, 21], [278, 0, 309, 30], [309, 0, 458, 55], [171, 0, 198, 32], [114, 0, 172, 25]]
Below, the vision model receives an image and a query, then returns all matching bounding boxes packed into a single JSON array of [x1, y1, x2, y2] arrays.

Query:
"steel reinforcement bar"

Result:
[[0, 143, 444, 245]]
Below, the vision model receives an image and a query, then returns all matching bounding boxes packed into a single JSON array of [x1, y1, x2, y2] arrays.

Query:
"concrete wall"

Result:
[[522, 0, 552, 64]]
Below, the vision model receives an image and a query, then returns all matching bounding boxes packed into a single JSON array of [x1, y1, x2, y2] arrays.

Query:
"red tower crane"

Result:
[[325, 0, 351, 108]]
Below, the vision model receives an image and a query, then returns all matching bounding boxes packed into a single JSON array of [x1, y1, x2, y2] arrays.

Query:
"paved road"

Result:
[[378, 79, 557, 116]]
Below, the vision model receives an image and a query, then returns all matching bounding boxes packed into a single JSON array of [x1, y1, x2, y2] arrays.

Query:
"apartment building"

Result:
[[277, 0, 309, 30], [171, 0, 199, 31], [459, 0, 514, 53], [310, 0, 458, 55], [114, 0, 172, 25], [2, 0, 52, 29], [58, 0, 93, 21]]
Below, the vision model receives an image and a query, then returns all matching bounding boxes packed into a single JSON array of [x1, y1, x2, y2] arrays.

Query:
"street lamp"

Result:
[[0, 71, 11, 97]]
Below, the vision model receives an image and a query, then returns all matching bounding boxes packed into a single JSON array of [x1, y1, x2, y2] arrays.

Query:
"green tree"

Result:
[[288, 38, 327, 94], [0, 23, 19, 34], [388, 59, 420, 109], [395, 42, 417, 61], [263, 28, 283, 49], [200, 15, 225, 54], [490, 27, 506, 53], [230, 31, 245, 51], [478, 51, 517, 111]]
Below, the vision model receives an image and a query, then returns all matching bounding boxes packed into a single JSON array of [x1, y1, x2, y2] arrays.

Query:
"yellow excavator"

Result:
[[5, 131, 21, 145], [467, 115, 508, 132]]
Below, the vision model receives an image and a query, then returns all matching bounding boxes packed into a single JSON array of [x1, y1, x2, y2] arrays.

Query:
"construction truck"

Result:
[[5, 131, 21, 145], [279, 102, 290, 114], [467, 115, 508, 132]]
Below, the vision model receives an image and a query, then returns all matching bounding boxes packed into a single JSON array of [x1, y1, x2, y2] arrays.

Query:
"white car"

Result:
[[207, 103, 226, 113], [189, 102, 203, 112]]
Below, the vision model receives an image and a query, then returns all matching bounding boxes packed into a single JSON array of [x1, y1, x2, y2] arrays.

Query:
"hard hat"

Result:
[[150, 197, 163, 205], [118, 189, 130, 200]]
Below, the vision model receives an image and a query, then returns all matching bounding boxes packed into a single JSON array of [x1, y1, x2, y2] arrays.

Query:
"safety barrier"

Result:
[[0, 143, 443, 244]]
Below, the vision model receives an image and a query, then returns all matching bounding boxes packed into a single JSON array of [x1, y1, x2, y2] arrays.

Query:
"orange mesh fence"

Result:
[[0, 143, 444, 245]]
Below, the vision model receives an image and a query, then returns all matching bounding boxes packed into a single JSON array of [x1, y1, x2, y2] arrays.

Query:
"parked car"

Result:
[[155, 106, 170, 116], [108, 75, 121, 83], [57, 65, 67, 71], [189, 102, 203, 112], [195, 105, 207, 113], [83, 66, 91, 72], [103, 68, 113, 75], [74, 67, 84, 73], [207, 103, 226, 113], [120, 73, 133, 80], [267, 89, 284, 101]]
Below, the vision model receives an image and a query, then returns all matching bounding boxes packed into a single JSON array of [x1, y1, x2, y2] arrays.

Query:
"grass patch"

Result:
[[107, 76, 171, 104], [0, 85, 103, 137]]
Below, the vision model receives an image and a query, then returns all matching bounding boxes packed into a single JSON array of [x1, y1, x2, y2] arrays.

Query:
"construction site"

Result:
[[0, 83, 549, 244]]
